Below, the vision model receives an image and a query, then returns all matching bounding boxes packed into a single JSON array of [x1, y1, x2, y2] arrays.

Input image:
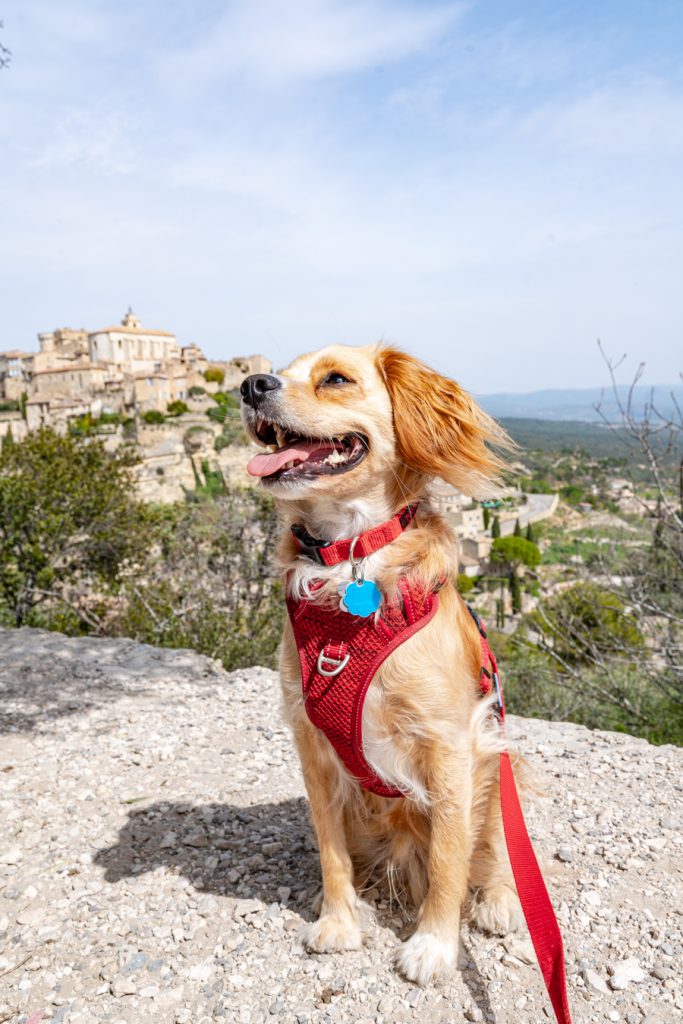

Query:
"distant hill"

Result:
[[477, 385, 682, 423], [497, 417, 632, 457]]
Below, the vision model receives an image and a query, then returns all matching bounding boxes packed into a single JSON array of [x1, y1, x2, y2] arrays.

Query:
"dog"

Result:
[[240, 344, 524, 986]]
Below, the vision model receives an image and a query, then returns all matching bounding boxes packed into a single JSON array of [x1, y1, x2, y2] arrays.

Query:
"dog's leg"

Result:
[[395, 742, 472, 986], [294, 719, 368, 953], [468, 769, 524, 935]]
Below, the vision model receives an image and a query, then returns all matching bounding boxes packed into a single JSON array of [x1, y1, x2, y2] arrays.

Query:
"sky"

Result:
[[1, 0, 682, 393]]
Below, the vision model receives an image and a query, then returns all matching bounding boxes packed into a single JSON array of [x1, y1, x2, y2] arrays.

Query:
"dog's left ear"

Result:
[[376, 346, 512, 496]]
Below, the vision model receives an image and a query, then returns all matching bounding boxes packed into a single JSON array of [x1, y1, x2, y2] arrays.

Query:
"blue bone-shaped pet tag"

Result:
[[338, 579, 383, 617]]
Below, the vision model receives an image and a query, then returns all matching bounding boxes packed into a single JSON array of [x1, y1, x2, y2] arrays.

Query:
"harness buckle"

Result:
[[317, 649, 351, 677], [292, 523, 331, 565]]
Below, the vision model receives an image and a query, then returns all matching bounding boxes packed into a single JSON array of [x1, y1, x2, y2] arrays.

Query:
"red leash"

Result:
[[474, 614, 572, 1024], [500, 750, 572, 1024]]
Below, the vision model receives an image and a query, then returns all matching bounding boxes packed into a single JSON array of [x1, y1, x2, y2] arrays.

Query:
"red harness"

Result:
[[287, 506, 572, 1024]]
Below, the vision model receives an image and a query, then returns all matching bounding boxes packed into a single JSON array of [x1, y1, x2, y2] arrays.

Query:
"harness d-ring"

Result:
[[317, 649, 351, 677]]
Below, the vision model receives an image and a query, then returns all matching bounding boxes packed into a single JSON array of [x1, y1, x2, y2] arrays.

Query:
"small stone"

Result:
[[609, 957, 645, 990], [184, 828, 208, 848], [465, 1007, 484, 1022], [652, 966, 673, 980], [188, 962, 213, 981], [139, 984, 159, 998], [123, 953, 147, 974], [160, 831, 177, 849], [502, 936, 535, 964], [111, 975, 138, 997], [269, 1001, 286, 1014], [16, 906, 43, 926], [0, 847, 22, 865], [556, 847, 573, 863], [582, 967, 609, 994], [405, 988, 422, 1008]]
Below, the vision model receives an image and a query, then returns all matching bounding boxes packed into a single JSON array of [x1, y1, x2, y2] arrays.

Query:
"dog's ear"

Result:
[[376, 346, 512, 496]]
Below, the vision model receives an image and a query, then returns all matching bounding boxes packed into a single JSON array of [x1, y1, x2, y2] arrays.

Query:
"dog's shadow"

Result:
[[94, 797, 321, 917], [95, 797, 496, 1020]]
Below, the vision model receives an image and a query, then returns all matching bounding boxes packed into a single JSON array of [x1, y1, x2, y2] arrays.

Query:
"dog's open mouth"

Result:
[[247, 420, 368, 482]]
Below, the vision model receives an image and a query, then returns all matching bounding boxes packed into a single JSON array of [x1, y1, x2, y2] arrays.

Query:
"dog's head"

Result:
[[241, 344, 509, 504]]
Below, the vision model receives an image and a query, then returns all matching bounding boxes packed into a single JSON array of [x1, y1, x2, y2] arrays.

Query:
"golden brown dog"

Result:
[[240, 344, 523, 985]]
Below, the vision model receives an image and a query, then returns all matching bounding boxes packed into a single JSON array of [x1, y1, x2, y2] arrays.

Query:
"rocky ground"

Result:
[[0, 627, 680, 1024]]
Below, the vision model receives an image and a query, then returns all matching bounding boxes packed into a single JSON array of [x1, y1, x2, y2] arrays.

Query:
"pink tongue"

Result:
[[247, 440, 335, 478]]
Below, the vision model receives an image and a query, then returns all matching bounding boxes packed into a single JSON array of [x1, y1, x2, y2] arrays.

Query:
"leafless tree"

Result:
[[507, 346, 682, 741], [0, 20, 11, 71]]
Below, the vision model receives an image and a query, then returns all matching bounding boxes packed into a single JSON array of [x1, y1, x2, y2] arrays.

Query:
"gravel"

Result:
[[0, 626, 681, 1023]]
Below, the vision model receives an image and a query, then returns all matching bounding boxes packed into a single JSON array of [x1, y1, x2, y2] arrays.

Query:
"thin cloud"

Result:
[[521, 80, 683, 156], [160, 0, 465, 87]]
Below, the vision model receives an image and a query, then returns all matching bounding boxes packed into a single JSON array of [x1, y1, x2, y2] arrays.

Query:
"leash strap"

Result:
[[470, 608, 572, 1024], [292, 503, 419, 566], [499, 750, 572, 1024]]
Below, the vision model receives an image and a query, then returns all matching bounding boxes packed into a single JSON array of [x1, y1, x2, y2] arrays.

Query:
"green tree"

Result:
[[482, 506, 490, 530], [491, 515, 501, 539], [204, 367, 225, 385], [142, 409, 165, 424], [0, 429, 146, 629], [167, 400, 189, 417], [528, 583, 644, 666], [509, 571, 522, 614], [513, 518, 522, 537], [525, 522, 535, 543], [491, 535, 541, 570]]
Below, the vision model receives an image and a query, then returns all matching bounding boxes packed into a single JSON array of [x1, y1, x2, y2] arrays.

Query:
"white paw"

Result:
[[470, 884, 524, 935], [298, 914, 363, 953], [395, 931, 460, 986]]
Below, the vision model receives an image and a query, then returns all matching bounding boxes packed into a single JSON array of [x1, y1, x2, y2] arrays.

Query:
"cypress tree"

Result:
[[514, 518, 522, 537], [483, 506, 490, 530], [510, 571, 522, 614], [491, 515, 501, 539], [525, 522, 534, 543]]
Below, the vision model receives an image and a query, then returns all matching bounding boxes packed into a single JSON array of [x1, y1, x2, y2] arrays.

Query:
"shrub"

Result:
[[142, 409, 165, 424], [204, 367, 225, 384], [114, 491, 284, 671], [213, 391, 240, 409], [0, 428, 145, 629], [188, 386, 206, 397], [167, 400, 189, 417], [457, 574, 475, 595]]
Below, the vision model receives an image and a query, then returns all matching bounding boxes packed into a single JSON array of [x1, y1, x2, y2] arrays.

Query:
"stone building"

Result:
[[88, 310, 181, 372], [0, 350, 34, 400]]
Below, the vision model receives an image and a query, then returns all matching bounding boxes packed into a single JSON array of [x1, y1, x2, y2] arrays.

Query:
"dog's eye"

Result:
[[320, 372, 352, 386]]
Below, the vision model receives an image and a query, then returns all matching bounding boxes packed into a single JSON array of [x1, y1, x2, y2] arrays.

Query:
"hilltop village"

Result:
[[0, 310, 271, 500]]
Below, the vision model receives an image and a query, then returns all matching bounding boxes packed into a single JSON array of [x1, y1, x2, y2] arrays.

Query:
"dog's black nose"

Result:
[[240, 373, 282, 408]]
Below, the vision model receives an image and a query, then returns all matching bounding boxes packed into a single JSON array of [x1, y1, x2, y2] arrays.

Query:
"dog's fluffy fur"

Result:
[[241, 344, 524, 985]]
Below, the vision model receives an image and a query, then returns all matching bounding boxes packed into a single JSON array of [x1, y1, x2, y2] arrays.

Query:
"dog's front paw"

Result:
[[298, 913, 363, 953], [395, 931, 461, 986], [470, 884, 524, 936]]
